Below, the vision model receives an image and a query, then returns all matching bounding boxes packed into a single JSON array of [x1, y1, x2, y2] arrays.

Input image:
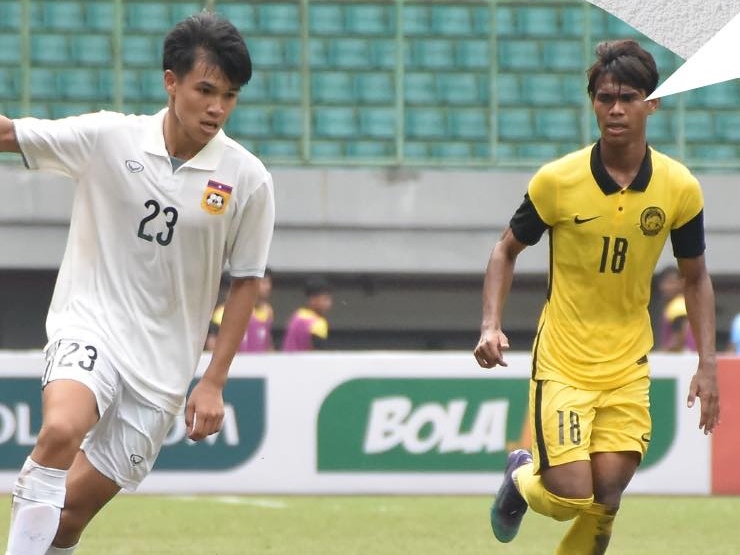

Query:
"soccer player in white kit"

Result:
[[1, 13, 275, 555]]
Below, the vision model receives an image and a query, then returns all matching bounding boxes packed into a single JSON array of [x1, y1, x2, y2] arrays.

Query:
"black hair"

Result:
[[162, 11, 252, 88], [587, 39, 659, 98], [305, 276, 331, 297]]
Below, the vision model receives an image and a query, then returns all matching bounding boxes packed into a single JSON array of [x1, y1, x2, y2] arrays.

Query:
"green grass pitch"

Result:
[[0, 495, 738, 554]]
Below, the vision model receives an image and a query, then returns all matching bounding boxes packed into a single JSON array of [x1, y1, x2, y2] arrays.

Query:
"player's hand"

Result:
[[474, 328, 510, 368], [687, 362, 720, 434], [185, 378, 225, 441]]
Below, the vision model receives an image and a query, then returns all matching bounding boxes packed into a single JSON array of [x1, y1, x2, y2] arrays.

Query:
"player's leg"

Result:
[[554, 376, 650, 555], [6, 380, 98, 555], [491, 380, 596, 543]]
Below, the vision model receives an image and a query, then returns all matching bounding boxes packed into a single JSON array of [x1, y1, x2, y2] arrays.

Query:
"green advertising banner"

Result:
[[317, 378, 675, 472]]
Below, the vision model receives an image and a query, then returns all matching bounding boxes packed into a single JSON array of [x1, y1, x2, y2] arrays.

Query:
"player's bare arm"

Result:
[[186, 277, 259, 441], [0, 115, 20, 153], [678, 255, 720, 433], [474, 227, 527, 368]]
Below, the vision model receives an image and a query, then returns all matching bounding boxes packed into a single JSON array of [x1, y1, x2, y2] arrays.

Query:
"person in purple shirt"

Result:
[[282, 276, 333, 351], [239, 268, 274, 352]]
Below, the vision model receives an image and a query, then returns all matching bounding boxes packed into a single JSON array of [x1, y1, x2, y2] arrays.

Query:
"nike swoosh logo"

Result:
[[574, 215, 601, 224]]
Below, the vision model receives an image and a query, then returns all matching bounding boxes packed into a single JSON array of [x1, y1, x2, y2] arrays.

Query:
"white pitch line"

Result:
[[174, 496, 287, 509]]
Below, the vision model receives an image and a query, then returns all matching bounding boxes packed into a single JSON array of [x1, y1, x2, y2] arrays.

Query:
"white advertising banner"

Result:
[[0, 351, 709, 495]]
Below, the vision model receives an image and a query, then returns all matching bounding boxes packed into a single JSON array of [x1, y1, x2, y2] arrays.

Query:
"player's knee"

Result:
[[35, 420, 86, 461]]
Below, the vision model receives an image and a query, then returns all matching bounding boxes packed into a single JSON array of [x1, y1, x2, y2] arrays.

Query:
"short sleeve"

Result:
[[310, 317, 329, 339], [510, 193, 548, 246]]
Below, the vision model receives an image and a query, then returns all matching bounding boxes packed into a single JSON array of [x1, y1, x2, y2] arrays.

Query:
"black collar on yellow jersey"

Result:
[[590, 140, 653, 195]]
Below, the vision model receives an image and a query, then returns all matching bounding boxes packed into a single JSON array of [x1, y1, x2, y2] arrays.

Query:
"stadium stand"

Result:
[[0, 0, 736, 170]]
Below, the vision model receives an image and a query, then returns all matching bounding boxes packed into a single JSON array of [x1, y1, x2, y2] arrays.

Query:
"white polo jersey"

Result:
[[14, 109, 275, 414]]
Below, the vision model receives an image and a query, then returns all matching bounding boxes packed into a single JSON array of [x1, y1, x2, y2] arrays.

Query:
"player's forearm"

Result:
[[203, 277, 259, 387], [481, 240, 517, 331], [684, 271, 717, 367], [0, 115, 20, 153]]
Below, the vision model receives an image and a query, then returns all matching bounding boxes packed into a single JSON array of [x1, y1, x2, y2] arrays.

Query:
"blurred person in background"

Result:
[[724, 311, 740, 355], [657, 265, 696, 352], [1, 12, 275, 555], [282, 276, 333, 351], [474, 39, 718, 555]]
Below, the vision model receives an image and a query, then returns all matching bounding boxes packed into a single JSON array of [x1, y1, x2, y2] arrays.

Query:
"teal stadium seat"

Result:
[[358, 108, 396, 139], [345, 4, 393, 35], [59, 69, 113, 102], [497, 74, 520, 106], [587, 6, 609, 36], [354, 72, 395, 104], [309, 4, 344, 35], [535, 110, 580, 141], [645, 111, 674, 144], [430, 5, 473, 36], [456, 40, 490, 70], [282, 38, 302, 68], [605, 15, 641, 37], [313, 107, 357, 138], [496, 7, 516, 37], [0, 2, 20, 30], [31, 35, 69, 65], [328, 38, 372, 69], [227, 109, 271, 138], [122, 35, 162, 67], [271, 108, 303, 138], [448, 110, 488, 140], [258, 3, 300, 35], [518, 143, 560, 160], [169, 3, 203, 25], [269, 72, 302, 103], [125, 3, 171, 33], [311, 141, 343, 158], [85, 2, 115, 32], [402, 5, 431, 35], [51, 103, 97, 119], [521, 75, 566, 106], [309, 38, 330, 69], [70, 35, 112, 66], [0, 34, 20, 64], [687, 82, 740, 109], [542, 41, 584, 72], [138, 70, 165, 101], [403, 142, 429, 159], [518, 7, 560, 36], [687, 143, 737, 162], [404, 73, 437, 105], [249, 38, 287, 67], [257, 140, 300, 158], [29, 69, 58, 100], [498, 109, 534, 141], [651, 47, 682, 74], [431, 142, 472, 159], [498, 40, 541, 71], [0, 68, 18, 99], [36, 1, 85, 31], [346, 141, 393, 158], [370, 39, 397, 70], [408, 39, 456, 70], [216, 3, 258, 34], [714, 113, 740, 142], [682, 111, 715, 142], [243, 74, 269, 102], [560, 6, 585, 37], [405, 108, 447, 139], [312, 71, 354, 104], [437, 73, 485, 105], [121, 70, 142, 102]]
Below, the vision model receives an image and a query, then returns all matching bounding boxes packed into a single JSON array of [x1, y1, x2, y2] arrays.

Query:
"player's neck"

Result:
[[162, 111, 202, 161], [599, 138, 647, 189]]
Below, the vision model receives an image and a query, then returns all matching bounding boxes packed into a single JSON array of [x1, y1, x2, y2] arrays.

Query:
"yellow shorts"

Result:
[[529, 376, 651, 472]]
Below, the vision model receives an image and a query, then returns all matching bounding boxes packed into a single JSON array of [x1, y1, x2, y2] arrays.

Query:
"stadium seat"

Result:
[[281, 38, 302, 68], [309, 4, 344, 35], [404, 73, 437, 105], [498, 109, 534, 141], [345, 4, 393, 35], [535, 110, 581, 141], [437, 73, 484, 105], [431, 142, 472, 159], [521, 75, 566, 106], [50, 102, 96, 119], [313, 107, 358, 138], [430, 5, 473, 36], [686, 143, 737, 162], [308, 38, 330, 69], [455, 40, 490, 70], [408, 39, 456, 70], [518, 142, 561, 160], [227, 109, 271, 138], [587, 6, 609, 36], [58, 69, 112, 102], [405, 108, 447, 139], [497, 40, 541, 71], [125, 3, 171, 33], [687, 82, 740, 109], [257, 140, 301, 159], [519, 6, 560, 36], [70, 34, 113, 67], [0, 2, 21, 30], [169, 3, 203, 24], [0, 34, 20, 65], [651, 47, 682, 74], [496, 6, 516, 37], [403, 141, 429, 159], [258, 3, 300, 35], [29, 69, 59, 100], [328, 38, 372, 69], [122, 35, 161, 67], [646, 111, 675, 144], [270, 72, 302, 103], [121, 69, 141, 102], [249, 38, 287, 67], [448, 109, 489, 140], [682, 111, 715, 142], [346, 141, 393, 158], [497, 74, 520, 106], [714, 113, 740, 142], [31, 35, 69, 65], [402, 5, 431, 36], [354, 72, 395, 104], [605, 14, 641, 37], [560, 6, 585, 37], [370, 39, 397, 70], [138, 70, 165, 102], [36, 1, 85, 31], [243, 74, 269, 102], [542, 41, 584, 72], [216, 3, 258, 34], [358, 107, 396, 139], [0, 67, 18, 99], [311, 140, 343, 158], [271, 108, 303, 138], [85, 2, 115, 31], [312, 71, 355, 104]]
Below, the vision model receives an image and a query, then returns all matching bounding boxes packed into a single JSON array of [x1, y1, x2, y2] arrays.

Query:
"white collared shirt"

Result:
[[15, 109, 275, 413]]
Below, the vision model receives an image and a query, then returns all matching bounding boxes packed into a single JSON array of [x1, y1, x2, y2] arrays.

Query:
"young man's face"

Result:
[[591, 75, 659, 147], [165, 56, 240, 149]]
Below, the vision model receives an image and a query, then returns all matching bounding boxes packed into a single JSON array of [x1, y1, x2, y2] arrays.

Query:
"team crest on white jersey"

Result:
[[201, 180, 233, 215]]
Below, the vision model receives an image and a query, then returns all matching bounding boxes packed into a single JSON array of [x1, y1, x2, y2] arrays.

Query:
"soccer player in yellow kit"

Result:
[[474, 39, 719, 555]]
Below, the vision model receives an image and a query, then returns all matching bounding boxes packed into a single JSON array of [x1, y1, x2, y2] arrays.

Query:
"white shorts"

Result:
[[43, 338, 177, 491]]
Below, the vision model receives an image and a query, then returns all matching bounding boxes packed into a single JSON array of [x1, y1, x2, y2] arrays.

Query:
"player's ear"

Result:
[[163, 70, 177, 95], [647, 98, 660, 113]]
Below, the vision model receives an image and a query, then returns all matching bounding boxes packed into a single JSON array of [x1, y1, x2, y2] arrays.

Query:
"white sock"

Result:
[[5, 457, 67, 555], [45, 545, 78, 555]]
